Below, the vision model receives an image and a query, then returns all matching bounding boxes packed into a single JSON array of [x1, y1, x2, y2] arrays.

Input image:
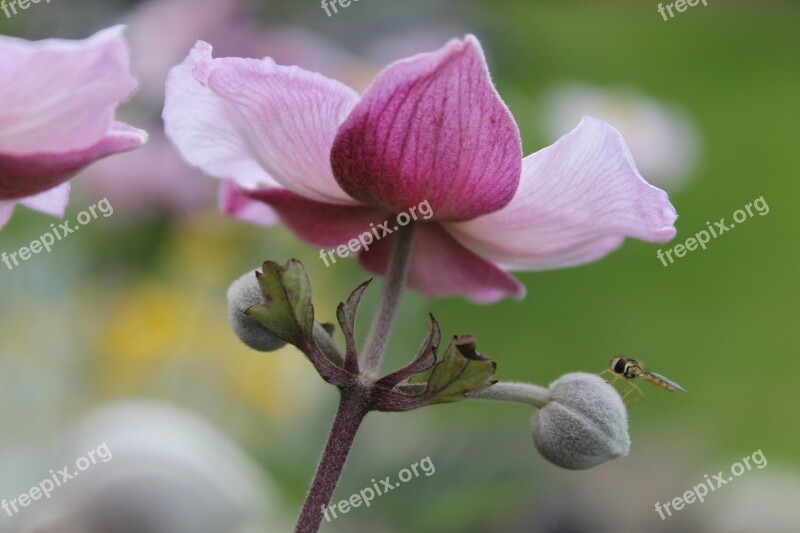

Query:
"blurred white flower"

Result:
[[542, 83, 701, 190], [19, 401, 285, 533], [708, 469, 800, 533]]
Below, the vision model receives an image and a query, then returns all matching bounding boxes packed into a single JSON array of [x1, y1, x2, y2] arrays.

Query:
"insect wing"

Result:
[[641, 370, 686, 392]]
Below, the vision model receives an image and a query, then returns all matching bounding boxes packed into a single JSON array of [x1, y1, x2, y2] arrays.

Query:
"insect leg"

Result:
[[599, 369, 618, 384], [622, 380, 646, 407]]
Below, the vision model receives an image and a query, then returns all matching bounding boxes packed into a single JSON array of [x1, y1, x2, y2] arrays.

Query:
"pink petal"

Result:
[[242, 188, 387, 247], [0, 183, 70, 230], [164, 42, 277, 190], [0, 123, 146, 201], [542, 83, 700, 190], [164, 41, 359, 203], [218, 181, 277, 227], [19, 183, 70, 218], [447, 116, 677, 270], [0, 203, 13, 229], [331, 35, 522, 221], [0, 26, 139, 154], [359, 223, 524, 303]]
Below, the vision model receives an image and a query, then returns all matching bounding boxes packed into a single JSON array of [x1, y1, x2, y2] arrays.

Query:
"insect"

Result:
[[600, 355, 686, 406]]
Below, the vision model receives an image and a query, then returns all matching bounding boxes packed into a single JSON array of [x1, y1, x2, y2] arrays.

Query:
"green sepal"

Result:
[[417, 335, 496, 405], [246, 259, 314, 346]]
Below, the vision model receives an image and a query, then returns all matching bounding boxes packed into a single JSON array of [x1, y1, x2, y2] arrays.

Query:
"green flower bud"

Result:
[[531, 372, 630, 470], [227, 270, 287, 352]]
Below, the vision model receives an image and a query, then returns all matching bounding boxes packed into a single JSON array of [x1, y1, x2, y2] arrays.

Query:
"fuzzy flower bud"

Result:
[[531, 372, 630, 470], [227, 270, 287, 352]]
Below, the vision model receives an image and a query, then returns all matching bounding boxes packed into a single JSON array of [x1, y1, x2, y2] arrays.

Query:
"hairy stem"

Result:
[[313, 322, 344, 367], [467, 381, 550, 408], [296, 224, 416, 531], [295, 389, 369, 533], [361, 223, 416, 376]]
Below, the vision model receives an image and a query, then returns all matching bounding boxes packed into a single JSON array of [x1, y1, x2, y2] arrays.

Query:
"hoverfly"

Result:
[[600, 355, 686, 406]]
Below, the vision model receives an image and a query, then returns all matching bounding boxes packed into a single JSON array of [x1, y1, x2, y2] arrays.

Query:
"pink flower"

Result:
[[164, 36, 677, 302], [75, 0, 250, 218], [77, 0, 360, 219], [542, 82, 701, 190], [0, 26, 147, 229]]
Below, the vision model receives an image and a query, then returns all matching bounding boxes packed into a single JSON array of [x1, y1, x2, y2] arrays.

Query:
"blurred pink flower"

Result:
[[0, 26, 146, 229], [543, 83, 701, 190], [74, 0, 244, 218], [126, 0, 248, 107], [77, 0, 367, 219], [76, 129, 213, 218], [164, 36, 677, 302]]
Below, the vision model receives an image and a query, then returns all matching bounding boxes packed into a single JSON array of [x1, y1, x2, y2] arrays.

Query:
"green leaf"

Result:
[[408, 366, 433, 384], [246, 260, 314, 346], [376, 314, 440, 390], [420, 335, 497, 405]]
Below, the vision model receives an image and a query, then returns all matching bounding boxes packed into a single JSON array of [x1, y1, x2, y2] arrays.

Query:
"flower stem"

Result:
[[295, 225, 415, 530], [295, 389, 369, 533], [313, 322, 344, 367], [361, 223, 416, 376], [467, 381, 550, 408]]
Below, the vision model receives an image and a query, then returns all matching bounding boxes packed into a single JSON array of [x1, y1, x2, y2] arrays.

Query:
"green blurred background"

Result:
[[1, 0, 798, 532]]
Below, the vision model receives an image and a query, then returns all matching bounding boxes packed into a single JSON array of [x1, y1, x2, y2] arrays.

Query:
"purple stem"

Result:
[[294, 390, 369, 533], [361, 223, 416, 375]]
